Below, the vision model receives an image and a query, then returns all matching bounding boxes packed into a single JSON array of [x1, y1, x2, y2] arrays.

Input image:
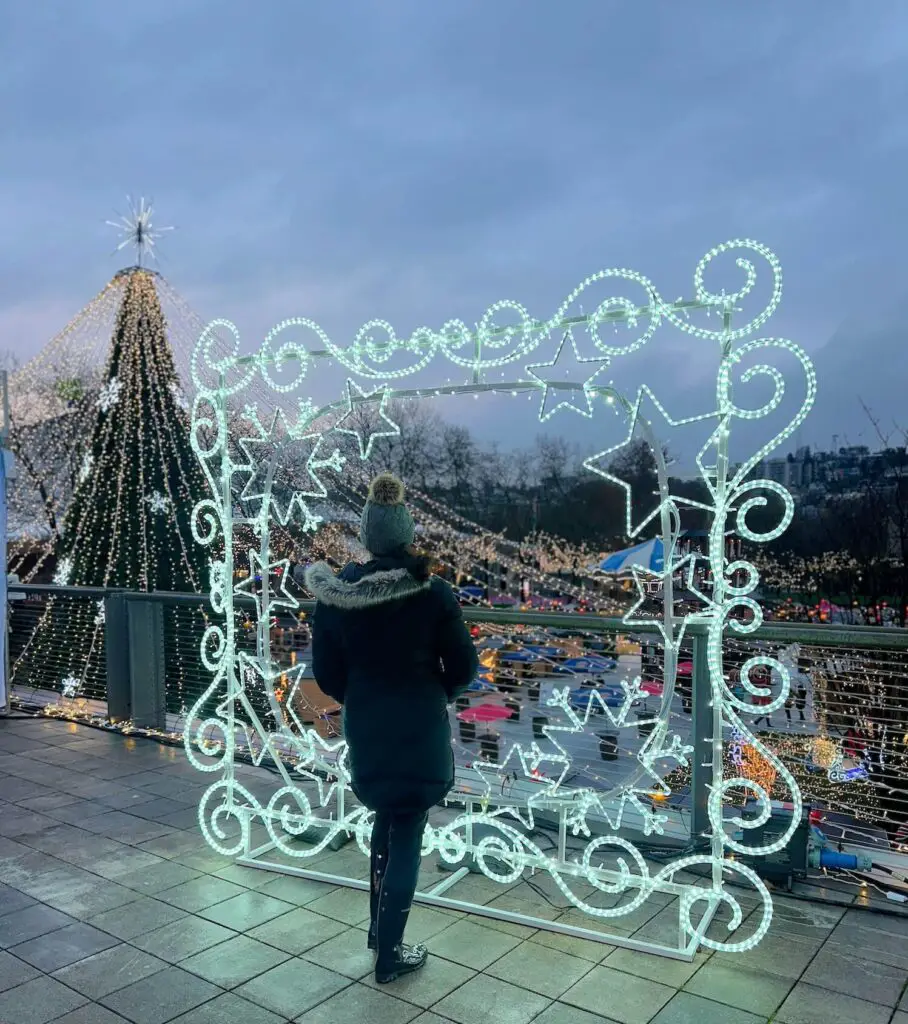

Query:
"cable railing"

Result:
[[7, 584, 908, 898]]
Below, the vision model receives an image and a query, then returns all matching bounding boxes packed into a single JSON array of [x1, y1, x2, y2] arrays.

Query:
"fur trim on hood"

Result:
[[304, 561, 432, 610]]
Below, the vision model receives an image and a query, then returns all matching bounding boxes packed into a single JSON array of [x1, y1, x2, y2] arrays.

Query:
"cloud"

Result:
[[1, 0, 907, 459]]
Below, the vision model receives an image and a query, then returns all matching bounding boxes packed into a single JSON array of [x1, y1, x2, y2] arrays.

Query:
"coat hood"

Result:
[[304, 560, 432, 610]]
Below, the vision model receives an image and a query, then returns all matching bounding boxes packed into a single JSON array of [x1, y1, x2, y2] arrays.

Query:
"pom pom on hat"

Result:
[[368, 473, 405, 506]]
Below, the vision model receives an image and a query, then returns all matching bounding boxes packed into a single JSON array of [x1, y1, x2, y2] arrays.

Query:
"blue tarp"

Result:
[[599, 537, 664, 574]]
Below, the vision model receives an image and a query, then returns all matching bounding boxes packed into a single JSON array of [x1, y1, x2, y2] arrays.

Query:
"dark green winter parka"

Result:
[[305, 552, 479, 813]]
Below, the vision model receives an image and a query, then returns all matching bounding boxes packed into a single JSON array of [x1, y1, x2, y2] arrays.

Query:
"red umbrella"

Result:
[[677, 661, 693, 677], [457, 704, 514, 724]]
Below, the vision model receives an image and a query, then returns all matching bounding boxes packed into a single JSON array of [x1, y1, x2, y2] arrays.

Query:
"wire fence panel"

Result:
[[9, 590, 107, 709]]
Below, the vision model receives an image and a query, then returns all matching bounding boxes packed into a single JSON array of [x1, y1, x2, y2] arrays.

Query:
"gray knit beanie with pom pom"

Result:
[[359, 473, 415, 556]]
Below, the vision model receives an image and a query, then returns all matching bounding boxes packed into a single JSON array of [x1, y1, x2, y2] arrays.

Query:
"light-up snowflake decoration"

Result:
[[185, 239, 814, 959], [96, 377, 122, 413], [169, 381, 189, 412], [78, 453, 94, 484], [61, 675, 80, 698], [53, 557, 72, 586], [144, 491, 170, 514]]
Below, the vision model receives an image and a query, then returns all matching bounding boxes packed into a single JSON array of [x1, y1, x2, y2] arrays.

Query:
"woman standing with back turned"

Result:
[[305, 473, 479, 984]]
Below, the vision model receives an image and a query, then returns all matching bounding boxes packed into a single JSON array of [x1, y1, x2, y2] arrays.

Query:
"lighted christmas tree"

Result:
[[12, 202, 210, 707]]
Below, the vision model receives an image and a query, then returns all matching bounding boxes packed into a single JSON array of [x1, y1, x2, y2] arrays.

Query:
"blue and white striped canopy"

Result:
[[598, 537, 664, 575]]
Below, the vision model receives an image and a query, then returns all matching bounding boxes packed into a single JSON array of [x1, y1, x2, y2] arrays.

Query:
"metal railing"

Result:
[[8, 584, 908, 889]]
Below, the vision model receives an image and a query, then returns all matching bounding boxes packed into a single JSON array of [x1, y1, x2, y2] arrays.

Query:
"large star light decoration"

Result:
[[332, 380, 400, 460], [582, 386, 716, 538], [236, 405, 345, 531], [524, 330, 610, 422]]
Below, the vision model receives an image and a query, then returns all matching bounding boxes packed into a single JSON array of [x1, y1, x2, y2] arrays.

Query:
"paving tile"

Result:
[[136, 831, 204, 861], [180, 933, 290, 988], [801, 944, 906, 1006], [0, 810, 59, 838], [156, 874, 247, 912], [88, 895, 188, 940], [302, 925, 377, 979], [41, 800, 112, 825], [712, 933, 820, 980], [197, 889, 296, 930], [305, 885, 371, 925], [683, 959, 793, 1016], [0, 883, 36, 917], [126, 797, 193, 821], [532, 1005, 622, 1024], [132, 914, 237, 962], [51, 942, 168, 999], [650, 991, 765, 1023], [775, 981, 892, 1023], [86, 847, 167, 881], [528, 927, 615, 964], [892, 1014, 908, 1024], [101, 964, 223, 1024], [428, 918, 522, 970], [296, 981, 422, 1024], [168, 991, 286, 1023], [237, 957, 350, 1018], [562, 964, 674, 1024], [11, 920, 118, 972], [37, 878, 138, 920], [603, 945, 707, 988], [485, 940, 595, 998], [113, 860, 201, 895], [362, 953, 474, 1007], [248, 906, 350, 954], [256, 872, 339, 905], [50, 1006, 132, 1024], [0, 950, 41, 993], [212, 863, 277, 889], [0, 974, 88, 1024], [827, 914, 908, 969], [0, 903, 75, 948], [432, 972, 552, 1024], [14, 793, 81, 812]]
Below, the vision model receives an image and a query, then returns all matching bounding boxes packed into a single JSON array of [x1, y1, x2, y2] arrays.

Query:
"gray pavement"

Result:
[[1, 715, 907, 1024]]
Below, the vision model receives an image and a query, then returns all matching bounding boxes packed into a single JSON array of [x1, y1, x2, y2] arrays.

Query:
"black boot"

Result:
[[375, 942, 429, 984]]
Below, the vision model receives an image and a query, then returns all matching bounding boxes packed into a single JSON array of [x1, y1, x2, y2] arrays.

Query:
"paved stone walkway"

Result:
[[1, 715, 907, 1023]]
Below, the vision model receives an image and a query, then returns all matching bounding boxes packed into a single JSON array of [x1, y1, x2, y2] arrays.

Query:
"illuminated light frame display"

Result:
[[186, 240, 815, 959]]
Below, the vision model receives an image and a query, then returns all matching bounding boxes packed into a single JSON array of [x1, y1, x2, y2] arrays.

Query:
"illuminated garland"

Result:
[[186, 239, 813, 956]]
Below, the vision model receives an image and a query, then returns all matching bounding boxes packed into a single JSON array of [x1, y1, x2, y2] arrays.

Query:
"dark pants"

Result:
[[370, 809, 428, 958]]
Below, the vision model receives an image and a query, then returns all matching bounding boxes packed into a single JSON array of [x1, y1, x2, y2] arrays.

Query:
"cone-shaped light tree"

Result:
[[13, 266, 211, 708]]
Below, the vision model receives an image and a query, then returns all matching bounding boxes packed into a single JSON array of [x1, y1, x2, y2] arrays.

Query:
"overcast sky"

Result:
[[1, 1, 906, 467]]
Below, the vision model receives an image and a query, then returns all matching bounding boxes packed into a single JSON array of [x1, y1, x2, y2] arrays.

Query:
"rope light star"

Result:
[[524, 329, 610, 421], [332, 379, 400, 460]]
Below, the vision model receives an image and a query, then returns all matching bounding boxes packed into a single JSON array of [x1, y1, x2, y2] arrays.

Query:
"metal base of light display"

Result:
[[187, 240, 815, 959], [232, 797, 722, 961]]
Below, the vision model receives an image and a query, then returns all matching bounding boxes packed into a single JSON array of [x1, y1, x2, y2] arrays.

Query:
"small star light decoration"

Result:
[[61, 676, 80, 698], [53, 557, 72, 586], [144, 491, 170, 514], [94, 600, 106, 627], [97, 377, 122, 413]]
